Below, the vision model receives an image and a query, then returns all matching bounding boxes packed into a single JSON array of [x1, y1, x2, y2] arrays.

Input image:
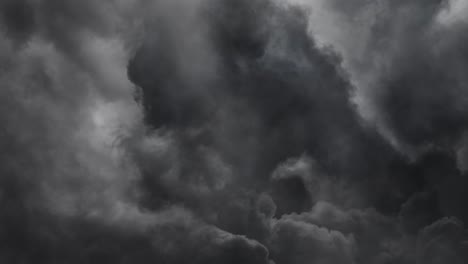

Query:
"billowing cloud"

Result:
[[1, 0, 468, 263]]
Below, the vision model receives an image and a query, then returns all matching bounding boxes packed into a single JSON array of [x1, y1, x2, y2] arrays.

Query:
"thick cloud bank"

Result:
[[1, 0, 468, 263]]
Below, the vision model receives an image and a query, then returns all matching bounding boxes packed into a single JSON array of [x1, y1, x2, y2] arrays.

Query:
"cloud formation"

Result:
[[1, 0, 468, 263]]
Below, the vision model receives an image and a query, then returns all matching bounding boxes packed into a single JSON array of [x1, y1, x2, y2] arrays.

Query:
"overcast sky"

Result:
[[1, 0, 468, 263]]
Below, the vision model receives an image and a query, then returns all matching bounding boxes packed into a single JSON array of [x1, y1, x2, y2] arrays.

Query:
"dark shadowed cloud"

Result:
[[1, 0, 468, 263]]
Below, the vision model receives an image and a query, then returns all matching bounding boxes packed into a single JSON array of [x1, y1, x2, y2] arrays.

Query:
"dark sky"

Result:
[[1, 0, 468, 263]]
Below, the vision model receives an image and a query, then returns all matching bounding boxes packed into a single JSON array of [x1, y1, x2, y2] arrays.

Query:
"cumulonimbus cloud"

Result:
[[1, 0, 468, 263]]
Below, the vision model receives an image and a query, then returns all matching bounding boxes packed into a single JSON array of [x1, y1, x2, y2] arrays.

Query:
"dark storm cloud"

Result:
[[417, 217, 468, 264], [2, 0, 468, 263], [321, 0, 468, 157], [275, 201, 400, 264], [0, 16, 156, 263], [301, 1, 468, 262], [0, 0, 35, 43], [128, 0, 406, 214], [0, 0, 277, 262], [317, 0, 468, 221], [370, 0, 468, 153], [270, 217, 355, 264], [127, 0, 468, 262], [399, 191, 442, 234], [0, 0, 117, 43]]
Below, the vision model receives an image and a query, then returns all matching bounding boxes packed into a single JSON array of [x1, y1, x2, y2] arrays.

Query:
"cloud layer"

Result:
[[1, 0, 468, 263]]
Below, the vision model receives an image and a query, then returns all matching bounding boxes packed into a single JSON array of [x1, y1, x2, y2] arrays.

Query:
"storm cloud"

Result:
[[1, 0, 468, 263]]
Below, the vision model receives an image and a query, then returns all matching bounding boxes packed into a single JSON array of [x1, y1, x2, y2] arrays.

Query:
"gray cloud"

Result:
[[270, 216, 355, 264], [1, 0, 468, 263]]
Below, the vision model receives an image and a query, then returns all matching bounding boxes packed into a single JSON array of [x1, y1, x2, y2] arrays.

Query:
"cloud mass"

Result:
[[1, 0, 468, 263]]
